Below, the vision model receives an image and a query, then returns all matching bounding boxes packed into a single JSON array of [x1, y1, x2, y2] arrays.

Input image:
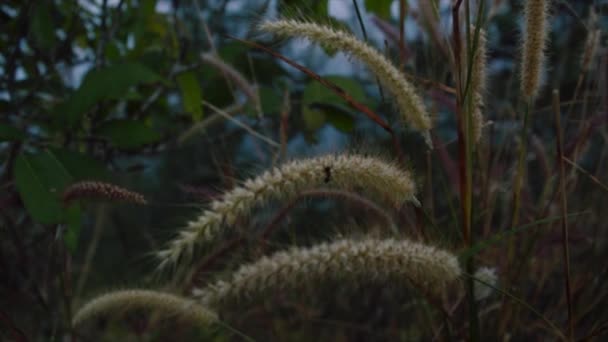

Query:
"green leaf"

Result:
[[303, 107, 326, 131], [323, 105, 355, 132], [300, 76, 365, 132], [49, 148, 110, 181], [97, 120, 162, 149], [31, 3, 55, 49], [301, 76, 367, 105], [177, 71, 203, 121], [134, 0, 159, 51], [14, 149, 106, 236], [0, 124, 26, 142], [104, 41, 123, 61], [365, 0, 393, 20], [57, 63, 163, 126], [15, 151, 72, 224], [259, 87, 283, 114]]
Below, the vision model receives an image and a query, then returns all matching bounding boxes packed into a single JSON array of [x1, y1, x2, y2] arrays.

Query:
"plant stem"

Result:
[[507, 101, 531, 284], [511, 102, 531, 228], [553, 89, 574, 340], [452, 0, 479, 340], [352, 0, 385, 102]]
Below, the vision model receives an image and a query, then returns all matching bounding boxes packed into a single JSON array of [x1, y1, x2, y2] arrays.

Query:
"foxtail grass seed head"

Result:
[[157, 154, 418, 270], [467, 27, 488, 143], [62, 181, 147, 205], [520, 0, 550, 101], [259, 19, 432, 144], [195, 237, 461, 307], [72, 289, 217, 327]]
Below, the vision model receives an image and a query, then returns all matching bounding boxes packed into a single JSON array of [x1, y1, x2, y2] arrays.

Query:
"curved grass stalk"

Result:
[[195, 237, 461, 306], [73, 289, 217, 327], [259, 19, 432, 145], [157, 154, 418, 270]]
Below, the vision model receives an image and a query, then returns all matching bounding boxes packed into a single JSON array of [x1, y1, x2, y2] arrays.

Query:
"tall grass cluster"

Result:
[[10, 1, 604, 341]]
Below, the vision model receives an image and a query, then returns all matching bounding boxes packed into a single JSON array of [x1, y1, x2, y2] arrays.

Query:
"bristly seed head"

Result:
[[466, 26, 488, 143], [259, 19, 433, 145], [520, 0, 550, 101], [156, 154, 418, 271], [194, 237, 461, 307], [72, 289, 217, 327], [62, 181, 147, 205]]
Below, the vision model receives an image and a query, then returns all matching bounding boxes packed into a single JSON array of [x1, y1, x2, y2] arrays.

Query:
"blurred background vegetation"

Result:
[[1, 0, 607, 340]]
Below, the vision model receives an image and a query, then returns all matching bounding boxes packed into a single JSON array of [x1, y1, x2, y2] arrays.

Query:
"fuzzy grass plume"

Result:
[[259, 19, 432, 144], [72, 289, 217, 327], [520, 0, 550, 100], [157, 154, 418, 270], [194, 237, 461, 307], [62, 181, 147, 205], [467, 27, 488, 143]]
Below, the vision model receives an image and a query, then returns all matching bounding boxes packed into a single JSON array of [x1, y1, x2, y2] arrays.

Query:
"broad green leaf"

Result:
[[134, 0, 158, 45], [49, 148, 110, 181], [218, 41, 251, 65], [301, 76, 367, 105], [104, 41, 122, 61], [365, 0, 394, 20], [0, 124, 26, 142], [15, 151, 72, 224], [306, 103, 355, 132], [258, 87, 283, 115], [31, 3, 55, 49], [301, 76, 366, 131], [15, 149, 107, 238], [303, 107, 326, 131], [324, 105, 356, 132], [57, 63, 163, 125], [177, 71, 203, 121], [97, 120, 162, 149]]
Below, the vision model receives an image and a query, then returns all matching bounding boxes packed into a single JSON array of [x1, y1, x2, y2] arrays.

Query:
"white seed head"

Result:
[[195, 237, 461, 307], [259, 19, 432, 141], [72, 289, 217, 327], [157, 154, 418, 270]]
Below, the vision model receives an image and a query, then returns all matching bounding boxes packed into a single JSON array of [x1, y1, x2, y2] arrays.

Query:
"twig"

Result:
[[203, 101, 280, 148], [562, 156, 608, 193], [177, 102, 245, 145], [398, 0, 407, 66]]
